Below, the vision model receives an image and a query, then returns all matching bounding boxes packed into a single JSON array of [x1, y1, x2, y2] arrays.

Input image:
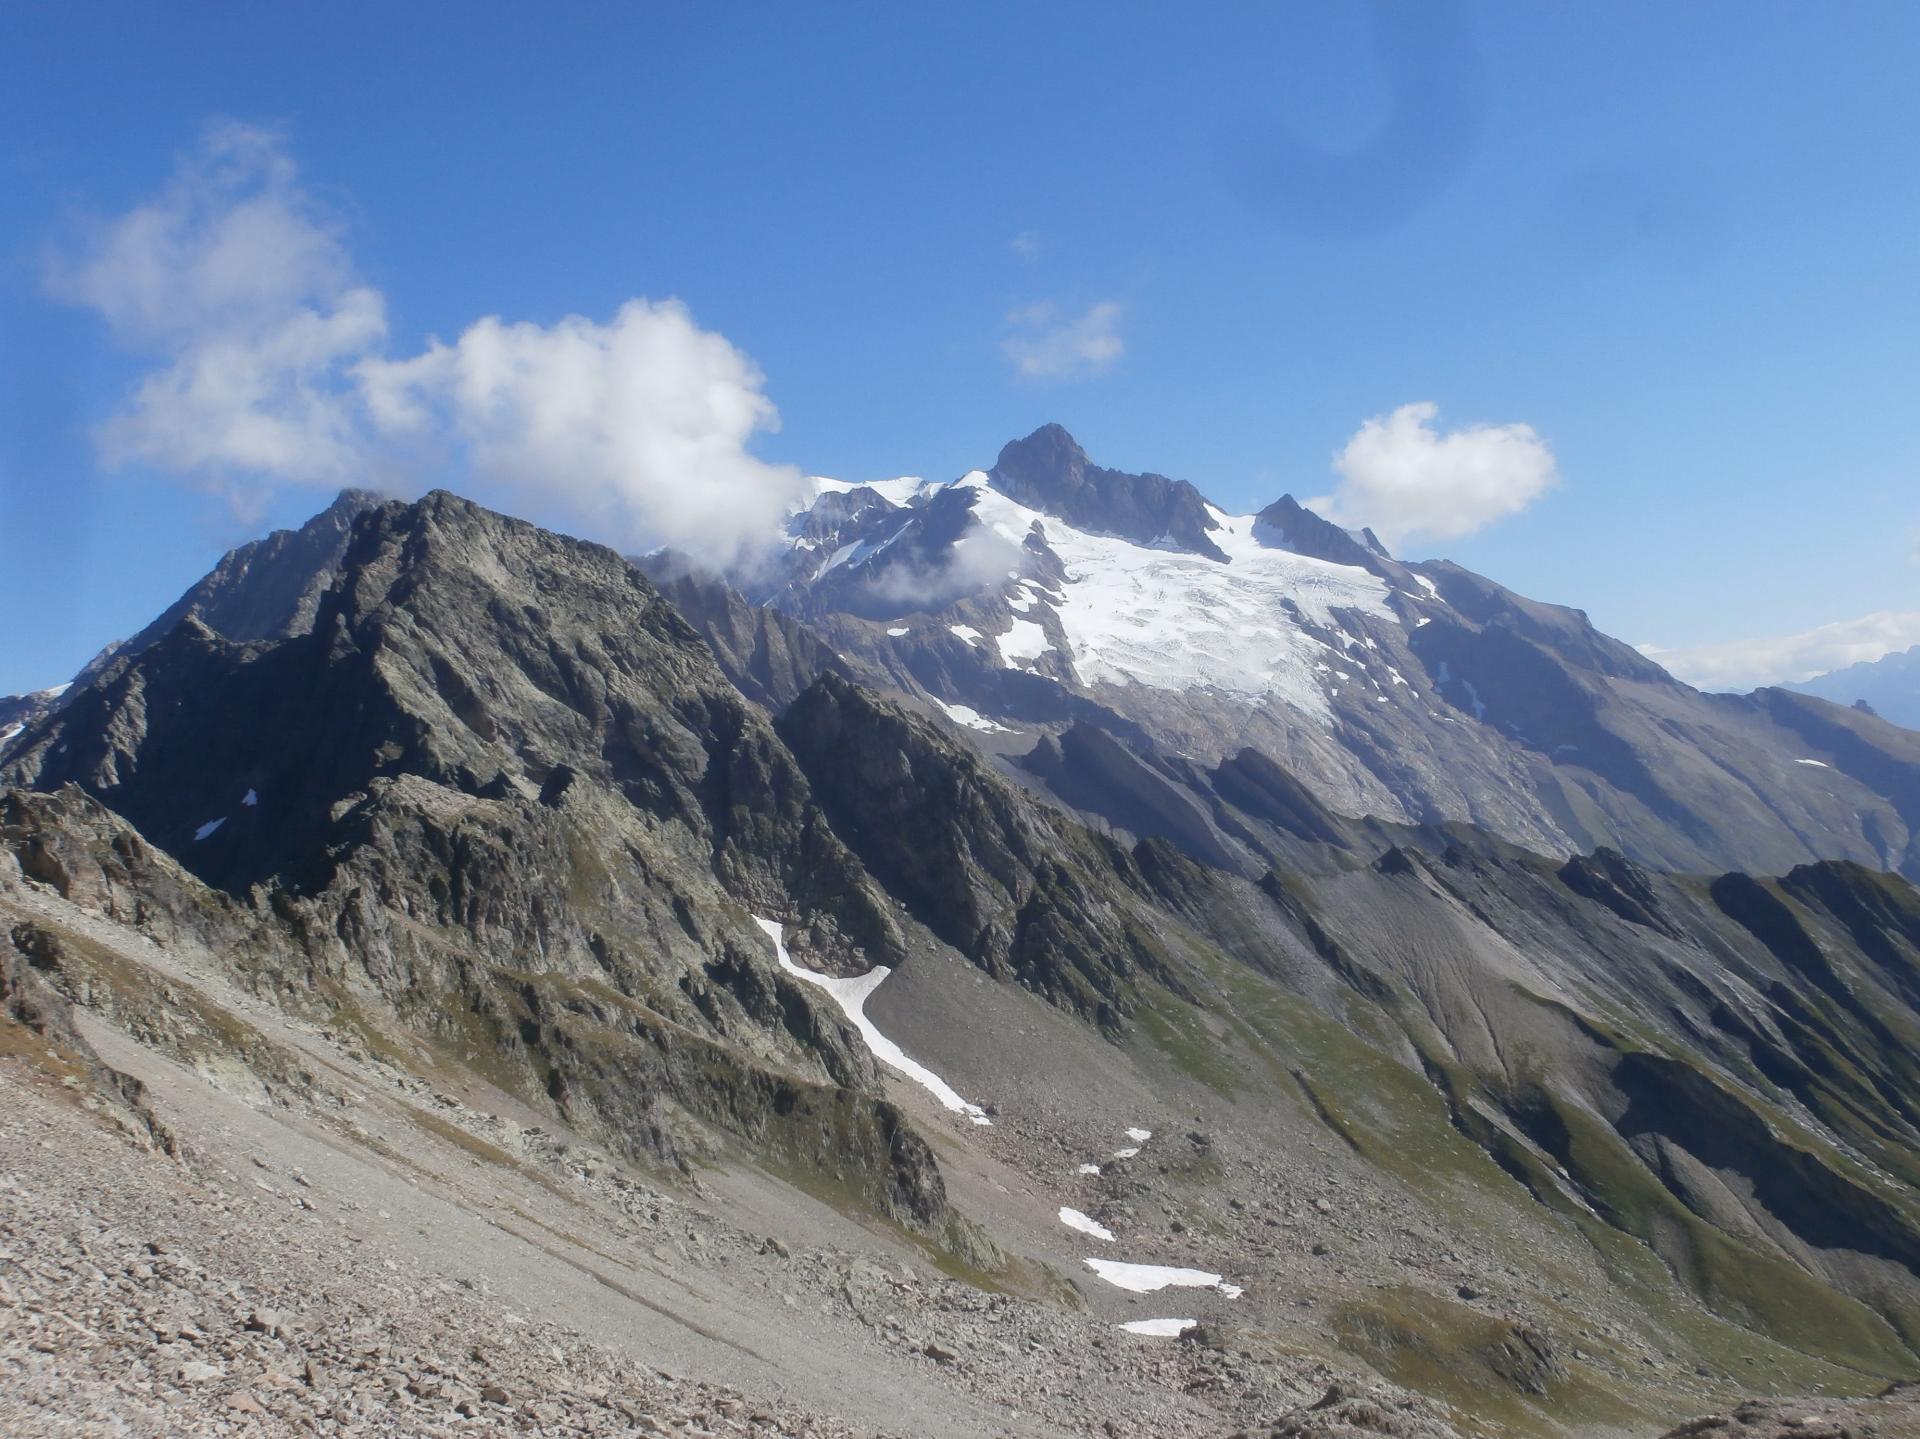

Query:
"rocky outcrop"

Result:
[[989, 423, 1227, 561], [777, 671, 1183, 1028]]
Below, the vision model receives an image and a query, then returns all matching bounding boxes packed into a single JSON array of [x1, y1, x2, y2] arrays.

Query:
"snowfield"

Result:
[[954, 475, 1394, 719]]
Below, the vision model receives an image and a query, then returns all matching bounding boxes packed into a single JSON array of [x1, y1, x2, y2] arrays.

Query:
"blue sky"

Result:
[[4, 2, 1919, 696]]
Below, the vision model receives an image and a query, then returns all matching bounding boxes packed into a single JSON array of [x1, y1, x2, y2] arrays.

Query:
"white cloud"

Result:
[[1308, 401, 1557, 548], [357, 302, 805, 570], [1010, 231, 1042, 260], [47, 120, 386, 499], [1002, 300, 1124, 381], [1640, 610, 1920, 693], [862, 516, 1025, 609], [51, 124, 804, 569]]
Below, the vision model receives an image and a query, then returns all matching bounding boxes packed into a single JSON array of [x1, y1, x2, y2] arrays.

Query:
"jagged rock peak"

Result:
[[987, 424, 1228, 561], [1253, 494, 1393, 571]]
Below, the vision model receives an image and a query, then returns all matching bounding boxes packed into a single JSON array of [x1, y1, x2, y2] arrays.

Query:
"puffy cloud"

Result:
[[47, 121, 385, 499], [1640, 610, 1920, 693], [357, 303, 805, 569], [51, 125, 803, 568], [1309, 401, 1557, 547], [1002, 300, 1124, 381]]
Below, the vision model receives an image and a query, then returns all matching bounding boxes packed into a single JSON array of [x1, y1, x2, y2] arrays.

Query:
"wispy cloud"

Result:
[[1001, 299, 1124, 381], [1010, 230, 1042, 260], [1308, 401, 1557, 547], [1640, 610, 1920, 693], [45, 121, 385, 506], [50, 123, 804, 569]]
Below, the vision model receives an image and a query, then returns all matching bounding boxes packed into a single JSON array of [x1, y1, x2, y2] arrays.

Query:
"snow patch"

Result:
[[241, 788, 259, 807], [886, 626, 910, 637], [935, 700, 1009, 733], [819, 540, 865, 575], [1058, 1207, 1114, 1242], [1459, 676, 1486, 721], [753, 916, 991, 1126], [0, 723, 22, 750], [1435, 661, 1486, 721], [949, 624, 985, 647], [193, 818, 226, 842], [1084, 1259, 1240, 1297], [1125, 1127, 1152, 1143], [1111, 1146, 1141, 1159], [998, 617, 1052, 670], [1119, 1318, 1197, 1337], [1795, 758, 1830, 768], [1076, 1163, 1102, 1176]]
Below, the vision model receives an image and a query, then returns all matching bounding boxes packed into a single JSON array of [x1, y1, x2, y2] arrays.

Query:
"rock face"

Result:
[[105, 487, 382, 660], [986, 423, 1229, 561], [11, 485, 1920, 1436], [0, 488, 380, 758], [777, 670, 1183, 1029]]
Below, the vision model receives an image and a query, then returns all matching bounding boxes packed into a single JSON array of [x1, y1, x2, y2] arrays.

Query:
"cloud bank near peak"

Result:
[[1641, 610, 1920, 693], [48, 122, 804, 569], [1308, 401, 1557, 548]]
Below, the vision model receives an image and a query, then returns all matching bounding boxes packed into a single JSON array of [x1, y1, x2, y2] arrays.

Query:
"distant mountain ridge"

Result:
[[689, 424, 1920, 883], [1790, 643, 1920, 731]]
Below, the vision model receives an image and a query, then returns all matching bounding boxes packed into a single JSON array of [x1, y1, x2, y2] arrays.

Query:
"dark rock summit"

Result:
[[988, 423, 1228, 560]]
